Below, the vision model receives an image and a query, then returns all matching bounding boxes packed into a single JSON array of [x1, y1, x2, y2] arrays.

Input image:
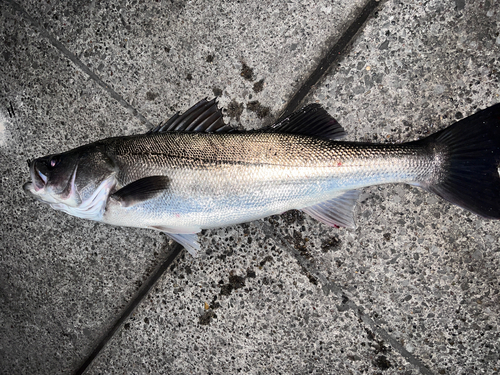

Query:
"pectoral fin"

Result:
[[302, 190, 360, 228], [111, 176, 170, 207]]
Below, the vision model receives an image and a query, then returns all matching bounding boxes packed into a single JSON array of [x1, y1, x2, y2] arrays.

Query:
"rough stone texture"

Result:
[[310, 1, 500, 373], [0, 0, 499, 374], [14, 0, 365, 129]]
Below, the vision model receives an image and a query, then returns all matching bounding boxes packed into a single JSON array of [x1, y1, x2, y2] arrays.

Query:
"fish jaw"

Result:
[[23, 159, 49, 195], [24, 160, 80, 205]]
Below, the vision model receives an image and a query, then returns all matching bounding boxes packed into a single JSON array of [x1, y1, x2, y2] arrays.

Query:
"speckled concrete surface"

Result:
[[1, 0, 499, 374], [311, 2, 500, 373]]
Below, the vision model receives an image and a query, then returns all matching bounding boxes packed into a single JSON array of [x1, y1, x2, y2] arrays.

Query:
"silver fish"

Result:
[[23, 99, 500, 256]]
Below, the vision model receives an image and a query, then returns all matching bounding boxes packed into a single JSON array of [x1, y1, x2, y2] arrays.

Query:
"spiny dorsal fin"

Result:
[[302, 190, 360, 228], [269, 103, 346, 140], [148, 98, 233, 133]]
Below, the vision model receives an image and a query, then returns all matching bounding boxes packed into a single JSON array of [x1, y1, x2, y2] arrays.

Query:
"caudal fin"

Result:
[[417, 103, 500, 219]]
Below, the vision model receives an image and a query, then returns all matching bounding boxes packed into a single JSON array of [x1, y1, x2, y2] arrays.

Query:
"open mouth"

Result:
[[28, 160, 47, 191]]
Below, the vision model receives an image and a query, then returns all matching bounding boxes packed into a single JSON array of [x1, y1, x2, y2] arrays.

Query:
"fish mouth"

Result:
[[26, 160, 47, 192]]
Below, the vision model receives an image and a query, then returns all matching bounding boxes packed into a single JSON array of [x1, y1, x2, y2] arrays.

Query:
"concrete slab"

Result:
[[90, 220, 422, 374], [1, 0, 370, 374], [86, 0, 500, 374], [14, 0, 364, 129], [0, 5, 173, 374], [309, 0, 500, 373], [1, 0, 499, 374]]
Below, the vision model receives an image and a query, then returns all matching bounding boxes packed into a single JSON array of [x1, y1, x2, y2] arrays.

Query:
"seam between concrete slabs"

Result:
[[262, 224, 434, 375], [278, 0, 385, 122], [4, 0, 154, 128], [73, 243, 184, 375]]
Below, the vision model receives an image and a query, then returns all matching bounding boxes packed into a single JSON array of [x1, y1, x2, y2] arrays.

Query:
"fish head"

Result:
[[23, 143, 117, 220]]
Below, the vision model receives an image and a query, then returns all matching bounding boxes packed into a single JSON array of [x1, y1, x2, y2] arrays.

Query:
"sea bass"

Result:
[[23, 99, 500, 256]]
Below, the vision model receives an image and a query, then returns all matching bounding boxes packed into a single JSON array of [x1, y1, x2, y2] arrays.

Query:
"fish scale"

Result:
[[23, 99, 500, 256], [99, 132, 434, 234]]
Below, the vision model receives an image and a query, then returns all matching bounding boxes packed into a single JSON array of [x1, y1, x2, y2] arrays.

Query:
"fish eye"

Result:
[[48, 156, 61, 168]]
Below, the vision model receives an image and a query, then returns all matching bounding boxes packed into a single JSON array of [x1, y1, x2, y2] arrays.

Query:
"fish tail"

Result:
[[417, 103, 500, 219]]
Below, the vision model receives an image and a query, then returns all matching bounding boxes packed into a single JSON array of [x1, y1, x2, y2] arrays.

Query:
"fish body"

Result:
[[102, 132, 432, 227], [23, 99, 500, 256]]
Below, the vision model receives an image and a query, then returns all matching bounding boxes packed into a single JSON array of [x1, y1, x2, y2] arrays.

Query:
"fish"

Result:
[[23, 99, 500, 256]]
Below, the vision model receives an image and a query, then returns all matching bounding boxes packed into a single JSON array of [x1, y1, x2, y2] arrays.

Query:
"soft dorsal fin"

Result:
[[268, 103, 346, 140], [110, 176, 170, 207], [148, 98, 234, 133], [302, 190, 360, 228]]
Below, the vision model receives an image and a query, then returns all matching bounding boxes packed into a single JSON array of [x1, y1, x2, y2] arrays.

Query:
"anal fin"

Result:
[[302, 190, 360, 229], [166, 233, 201, 257], [150, 225, 201, 257]]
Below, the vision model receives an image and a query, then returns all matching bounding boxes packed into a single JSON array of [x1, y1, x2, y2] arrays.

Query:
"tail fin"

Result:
[[418, 104, 500, 219]]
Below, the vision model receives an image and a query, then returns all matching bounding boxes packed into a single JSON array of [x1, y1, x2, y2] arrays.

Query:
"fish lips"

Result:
[[24, 159, 47, 193]]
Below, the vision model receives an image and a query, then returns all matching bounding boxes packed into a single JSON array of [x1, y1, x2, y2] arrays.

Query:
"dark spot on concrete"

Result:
[[383, 233, 391, 241], [247, 100, 270, 118], [306, 273, 318, 285], [253, 79, 265, 93], [220, 284, 233, 296], [144, 317, 149, 324], [321, 236, 341, 252], [185, 265, 192, 275], [246, 268, 256, 278], [227, 100, 244, 122], [365, 328, 375, 340], [373, 355, 391, 370], [455, 0, 465, 11], [212, 87, 223, 97], [378, 39, 389, 50], [199, 310, 216, 325], [146, 91, 159, 101], [209, 295, 221, 310], [219, 273, 246, 296], [124, 323, 130, 330], [229, 274, 245, 289], [3, 50, 11, 62], [164, 46, 170, 53], [206, 54, 214, 63], [292, 230, 311, 258], [240, 62, 254, 81], [372, 339, 389, 354], [281, 210, 304, 225], [260, 255, 274, 267], [455, 111, 463, 119], [186, 73, 193, 81]]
